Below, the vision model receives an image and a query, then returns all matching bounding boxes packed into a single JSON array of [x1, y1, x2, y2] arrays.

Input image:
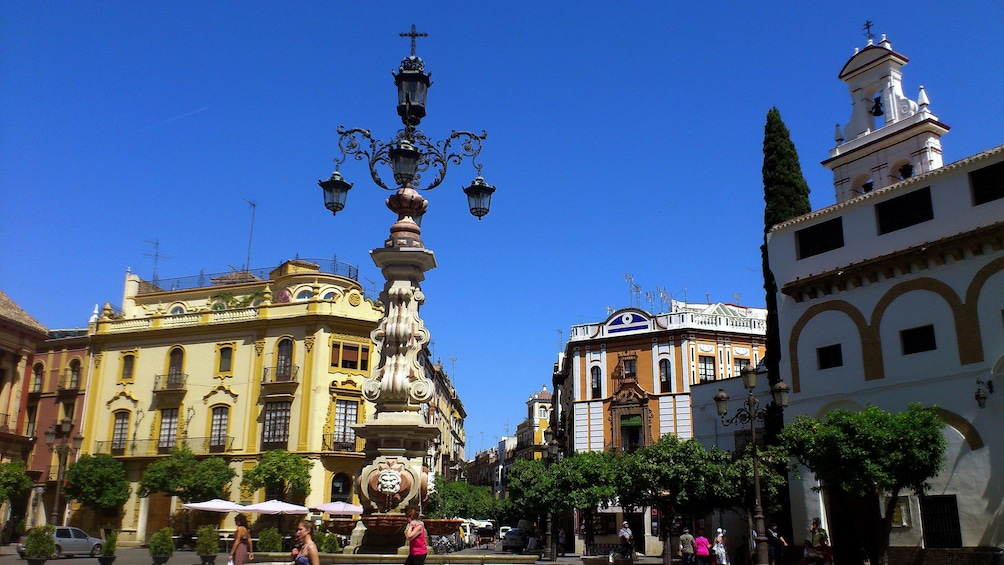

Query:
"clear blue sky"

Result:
[[3, 2, 1002, 455]]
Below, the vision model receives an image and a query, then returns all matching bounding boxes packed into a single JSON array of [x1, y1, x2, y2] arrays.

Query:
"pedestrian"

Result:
[[713, 528, 729, 565], [766, 524, 787, 565], [678, 527, 696, 565], [809, 518, 827, 548], [557, 528, 567, 557], [404, 508, 428, 565], [292, 521, 318, 565], [229, 514, 253, 565], [695, 528, 712, 565], [618, 521, 633, 558]]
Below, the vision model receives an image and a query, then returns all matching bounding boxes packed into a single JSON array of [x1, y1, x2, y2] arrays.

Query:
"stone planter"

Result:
[[423, 520, 463, 536], [151, 555, 171, 565], [26, 558, 48, 565], [198, 555, 218, 565], [97, 556, 117, 565], [361, 515, 408, 536], [328, 519, 358, 535]]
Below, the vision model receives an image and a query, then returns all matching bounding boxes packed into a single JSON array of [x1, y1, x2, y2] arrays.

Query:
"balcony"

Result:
[[94, 435, 235, 457], [261, 365, 299, 399], [152, 373, 188, 403], [322, 433, 359, 452]]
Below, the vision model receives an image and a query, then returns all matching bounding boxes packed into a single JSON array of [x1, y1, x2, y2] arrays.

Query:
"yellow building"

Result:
[[85, 259, 382, 543]]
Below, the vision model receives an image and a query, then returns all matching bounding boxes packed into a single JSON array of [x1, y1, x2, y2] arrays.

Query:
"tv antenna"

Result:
[[556, 329, 563, 351], [143, 239, 172, 286], [244, 199, 256, 271], [448, 356, 458, 383], [863, 21, 875, 43]]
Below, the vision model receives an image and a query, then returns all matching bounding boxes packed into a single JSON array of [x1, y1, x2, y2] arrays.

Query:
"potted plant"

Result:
[[195, 525, 220, 565], [98, 531, 118, 565], [24, 524, 56, 565], [256, 527, 281, 552], [148, 527, 175, 565]]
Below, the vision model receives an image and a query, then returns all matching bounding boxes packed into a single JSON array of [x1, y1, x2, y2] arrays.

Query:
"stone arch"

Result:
[[871, 278, 977, 365], [932, 407, 984, 451], [964, 256, 1004, 364], [789, 300, 870, 392]]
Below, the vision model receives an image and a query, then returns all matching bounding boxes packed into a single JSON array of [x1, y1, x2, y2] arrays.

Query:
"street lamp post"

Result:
[[317, 26, 496, 550], [44, 421, 83, 526], [714, 366, 789, 565]]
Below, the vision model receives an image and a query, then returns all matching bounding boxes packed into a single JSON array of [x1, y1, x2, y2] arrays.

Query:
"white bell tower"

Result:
[[822, 34, 950, 203]]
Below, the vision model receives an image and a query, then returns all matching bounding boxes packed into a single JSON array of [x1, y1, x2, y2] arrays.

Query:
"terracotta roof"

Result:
[[0, 290, 48, 334]]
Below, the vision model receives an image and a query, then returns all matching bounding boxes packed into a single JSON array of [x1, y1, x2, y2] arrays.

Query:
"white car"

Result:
[[17, 526, 103, 558]]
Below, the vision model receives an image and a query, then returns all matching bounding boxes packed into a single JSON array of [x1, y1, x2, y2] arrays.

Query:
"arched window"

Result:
[[68, 359, 81, 389], [330, 472, 353, 502], [276, 338, 293, 381], [218, 346, 233, 374], [322, 291, 336, 301], [111, 411, 130, 454], [31, 363, 43, 392], [590, 366, 602, 399], [210, 406, 229, 453], [296, 290, 313, 301], [658, 359, 671, 393], [169, 305, 185, 316], [121, 354, 135, 381], [168, 348, 184, 387]]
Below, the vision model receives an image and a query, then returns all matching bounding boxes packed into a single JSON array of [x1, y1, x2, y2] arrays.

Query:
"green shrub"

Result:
[[316, 530, 340, 553], [24, 524, 56, 559], [256, 528, 281, 552], [148, 527, 175, 556], [102, 531, 117, 556], [195, 525, 219, 556]]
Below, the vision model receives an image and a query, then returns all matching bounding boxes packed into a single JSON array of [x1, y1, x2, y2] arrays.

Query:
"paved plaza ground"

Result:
[[0, 542, 666, 565]]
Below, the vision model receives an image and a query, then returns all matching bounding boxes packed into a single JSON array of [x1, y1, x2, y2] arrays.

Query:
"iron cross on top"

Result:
[[400, 24, 427, 56]]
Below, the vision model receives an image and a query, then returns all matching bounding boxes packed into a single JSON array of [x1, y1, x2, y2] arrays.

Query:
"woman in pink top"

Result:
[[694, 528, 712, 565], [405, 508, 428, 565]]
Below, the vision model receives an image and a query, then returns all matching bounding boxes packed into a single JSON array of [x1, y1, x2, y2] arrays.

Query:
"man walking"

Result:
[[679, 527, 696, 565], [618, 521, 633, 558]]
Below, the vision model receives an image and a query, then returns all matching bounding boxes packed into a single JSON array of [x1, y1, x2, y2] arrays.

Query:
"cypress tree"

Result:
[[761, 107, 811, 440]]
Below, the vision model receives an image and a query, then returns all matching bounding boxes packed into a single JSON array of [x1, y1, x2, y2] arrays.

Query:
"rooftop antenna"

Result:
[[706, 292, 711, 305], [733, 293, 741, 305], [657, 286, 669, 313], [645, 291, 655, 313], [863, 20, 875, 43], [448, 356, 458, 383], [244, 199, 256, 271], [556, 329, 563, 351], [624, 274, 635, 307], [143, 239, 171, 286]]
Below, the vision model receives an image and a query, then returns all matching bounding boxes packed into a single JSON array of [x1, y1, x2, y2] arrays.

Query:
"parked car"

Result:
[[499, 525, 512, 540], [17, 526, 103, 558], [501, 527, 528, 553]]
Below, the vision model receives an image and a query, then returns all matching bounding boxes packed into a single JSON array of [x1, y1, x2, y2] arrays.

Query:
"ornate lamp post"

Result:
[[317, 26, 495, 552], [714, 366, 789, 565], [542, 428, 560, 561], [44, 420, 83, 526]]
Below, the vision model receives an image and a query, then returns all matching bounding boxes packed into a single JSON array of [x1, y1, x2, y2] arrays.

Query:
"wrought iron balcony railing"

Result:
[[322, 433, 359, 452], [94, 435, 234, 457], [154, 373, 188, 391], [262, 365, 299, 383]]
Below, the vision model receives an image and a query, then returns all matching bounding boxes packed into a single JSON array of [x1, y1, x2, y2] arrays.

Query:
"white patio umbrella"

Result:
[[242, 499, 310, 515], [311, 501, 363, 515], [181, 498, 245, 512]]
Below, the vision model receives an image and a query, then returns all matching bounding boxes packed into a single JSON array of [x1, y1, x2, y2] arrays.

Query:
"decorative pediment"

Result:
[[604, 309, 651, 336], [202, 385, 239, 404], [105, 390, 139, 407]]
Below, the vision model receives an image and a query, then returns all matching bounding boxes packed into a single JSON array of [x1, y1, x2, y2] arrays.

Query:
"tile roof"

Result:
[[0, 290, 48, 335]]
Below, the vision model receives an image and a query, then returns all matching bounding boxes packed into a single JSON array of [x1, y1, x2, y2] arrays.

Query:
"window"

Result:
[[158, 409, 178, 452], [121, 354, 135, 381], [169, 305, 185, 315], [211, 301, 227, 311], [112, 412, 129, 452], [590, 366, 602, 399], [31, 363, 43, 392], [622, 358, 636, 378], [25, 407, 37, 437], [698, 355, 716, 383], [262, 401, 291, 448], [876, 187, 933, 234], [62, 402, 75, 422], [658, 359, 671, 393], [331, 472, 353, 502], [296, 290, 313, 301], [920, 495, 962, 548], [210, 406, 229, 452], [218, 346, 233, 373], [971, 161, 1004, 205], [168, 348, 184, 384], [276, 339, 293, 380], [68, 359, 81, 388], [796, 217, 845, 259], [323, 291, 336, 300], [901, 325, 936, 355], [817, 344, 843, 369], [333, 400, 357, 444], [331, 341, 370, 372], [733, 358, 751, 376], [620, 414, 642, 453]]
